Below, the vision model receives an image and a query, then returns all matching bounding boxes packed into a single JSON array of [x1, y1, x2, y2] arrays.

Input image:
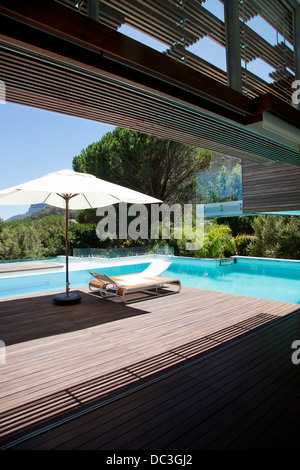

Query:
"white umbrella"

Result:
[[0, 169, 161, 304]]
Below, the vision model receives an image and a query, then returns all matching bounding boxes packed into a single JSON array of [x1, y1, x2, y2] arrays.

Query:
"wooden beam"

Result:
[[0, 0, 253, 118], [247, 92, 300, 128], [0, 15, 251, 127], [1, 0, 299, 130], [0, 0, 299, 166]]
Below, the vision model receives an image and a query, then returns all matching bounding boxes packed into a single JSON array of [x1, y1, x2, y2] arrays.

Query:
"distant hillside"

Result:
[[6, 203, 47, 221], [6, 203, 77, 221], [30, 205, 77, 220], [210, 152, 241, 170]]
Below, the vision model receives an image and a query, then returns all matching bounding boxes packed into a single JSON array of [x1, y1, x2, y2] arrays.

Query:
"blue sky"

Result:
[[0, 104, 115, 220], [0, 0, 291, 220]]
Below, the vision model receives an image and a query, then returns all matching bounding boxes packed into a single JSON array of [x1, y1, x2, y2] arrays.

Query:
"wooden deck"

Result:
[[1, 285, 300, 450]]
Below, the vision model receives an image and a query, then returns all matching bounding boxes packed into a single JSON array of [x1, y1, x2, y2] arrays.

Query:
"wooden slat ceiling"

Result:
[[0, 0, 299, 167], [235, 0, 294, 45], [165, 44, 292, 101], [56, 0, 297, 103]]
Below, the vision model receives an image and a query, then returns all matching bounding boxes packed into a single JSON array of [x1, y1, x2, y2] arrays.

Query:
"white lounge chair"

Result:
[[88, 261, 181, 303]]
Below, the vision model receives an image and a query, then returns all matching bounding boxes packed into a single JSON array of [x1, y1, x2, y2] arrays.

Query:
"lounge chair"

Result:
[[88, 261, 181, 303]]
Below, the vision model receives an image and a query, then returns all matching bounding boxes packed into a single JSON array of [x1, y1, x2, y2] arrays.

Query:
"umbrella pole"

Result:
[[53, 194, 81, 305], [65, 196, 70, 297]]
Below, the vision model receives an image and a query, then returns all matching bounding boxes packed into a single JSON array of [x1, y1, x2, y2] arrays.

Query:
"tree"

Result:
[[196, 163, 242, 203], [73, 127, 212, 203], [248, 215, 300, 260], [216, 215, 254, 237], [0, 220, 43, 259]]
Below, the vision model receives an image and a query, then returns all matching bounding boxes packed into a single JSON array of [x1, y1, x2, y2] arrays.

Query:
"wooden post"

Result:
[[53, 193, 81, 305]]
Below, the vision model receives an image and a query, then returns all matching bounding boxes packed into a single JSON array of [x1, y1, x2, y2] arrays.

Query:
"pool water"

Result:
[[0, 262, 150, 299], [165, 257, 300, 304], [0, 256, 299, 304]]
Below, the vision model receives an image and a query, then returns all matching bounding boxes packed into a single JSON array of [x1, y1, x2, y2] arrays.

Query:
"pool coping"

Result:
[[0, 261, 64, 274]]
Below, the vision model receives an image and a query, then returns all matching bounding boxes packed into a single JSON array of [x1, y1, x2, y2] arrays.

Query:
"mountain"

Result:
[[6, 204, 47, 221], [30, 205, 77, 220], [6, 203, 78, 222]]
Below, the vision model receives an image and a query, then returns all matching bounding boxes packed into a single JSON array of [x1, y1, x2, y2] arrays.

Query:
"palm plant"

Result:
[[201, 224, 236, 258]]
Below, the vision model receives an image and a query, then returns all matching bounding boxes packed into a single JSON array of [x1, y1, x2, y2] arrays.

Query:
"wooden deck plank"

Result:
[[107, 315, 300, 450], [9, 310, 300, 451], [93, 320, 298, 450], [0, 285, 299, 449]]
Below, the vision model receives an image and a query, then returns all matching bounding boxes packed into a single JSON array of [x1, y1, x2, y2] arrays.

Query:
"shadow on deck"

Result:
[[1, 286, 300, 450]]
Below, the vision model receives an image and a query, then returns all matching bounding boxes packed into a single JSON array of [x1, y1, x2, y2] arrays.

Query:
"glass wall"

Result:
[[196, 153, 243, 217]]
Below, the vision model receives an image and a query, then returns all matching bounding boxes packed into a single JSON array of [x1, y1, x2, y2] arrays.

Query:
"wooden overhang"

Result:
[[58, 0, 297, 105], [0, 0, 299, 166]]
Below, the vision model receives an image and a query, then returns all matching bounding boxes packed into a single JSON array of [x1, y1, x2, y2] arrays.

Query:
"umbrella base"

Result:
[[53, 292, 82, 305]]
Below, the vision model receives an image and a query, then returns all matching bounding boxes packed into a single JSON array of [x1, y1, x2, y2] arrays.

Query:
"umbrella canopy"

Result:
[[0, 169, 160, 209], [0, 169, 161, 304]]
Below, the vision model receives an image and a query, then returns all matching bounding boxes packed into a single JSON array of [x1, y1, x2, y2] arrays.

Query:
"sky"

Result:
[[0, 0, 292, 220], [0, 104, 116, 220]]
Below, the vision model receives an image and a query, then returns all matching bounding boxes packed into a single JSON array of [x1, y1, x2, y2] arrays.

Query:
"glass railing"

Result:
[[72, 245, 174, 258], [196, 158, 243, 218]]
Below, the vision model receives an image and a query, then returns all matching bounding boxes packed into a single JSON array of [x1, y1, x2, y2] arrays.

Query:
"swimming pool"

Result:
[[166, 256, 300, 304], [0, 256, 299, 304]]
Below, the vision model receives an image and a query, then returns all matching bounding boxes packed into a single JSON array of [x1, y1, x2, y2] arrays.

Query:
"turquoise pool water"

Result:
[[0, 262, 150, 299], [166, 257, 300, 304], [0, 257, 299, 304]]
